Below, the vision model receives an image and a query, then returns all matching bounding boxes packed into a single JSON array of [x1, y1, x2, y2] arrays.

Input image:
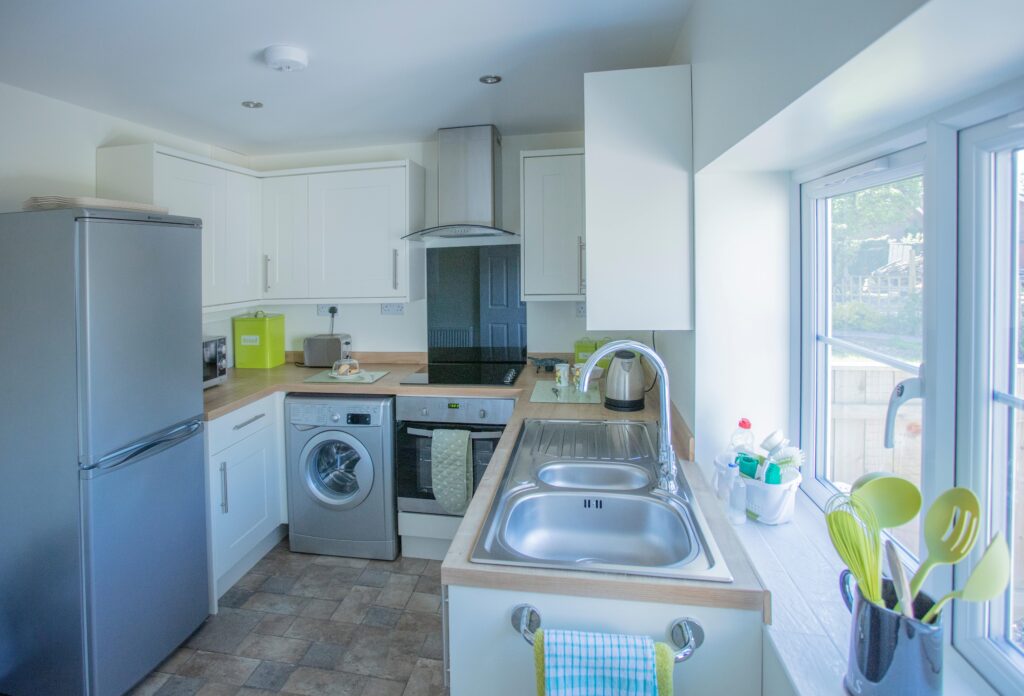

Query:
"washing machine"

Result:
[[285, 394, 397, 559]]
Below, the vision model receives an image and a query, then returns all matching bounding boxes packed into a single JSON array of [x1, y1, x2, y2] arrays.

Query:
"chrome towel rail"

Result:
[[510, 604, 705, 664]]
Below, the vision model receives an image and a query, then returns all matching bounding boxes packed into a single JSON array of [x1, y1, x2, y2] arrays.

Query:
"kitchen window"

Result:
[[799, 100, 1024, 691], [955, 111, 1024, 692], [800, 145, 927, 557]]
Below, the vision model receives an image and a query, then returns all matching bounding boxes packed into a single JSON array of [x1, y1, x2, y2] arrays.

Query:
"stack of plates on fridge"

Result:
[[23, 196, 169, 214]]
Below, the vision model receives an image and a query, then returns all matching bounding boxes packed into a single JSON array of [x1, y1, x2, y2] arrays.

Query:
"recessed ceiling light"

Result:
[[479, 75, 502, 85], [241, 101, 263, 109]]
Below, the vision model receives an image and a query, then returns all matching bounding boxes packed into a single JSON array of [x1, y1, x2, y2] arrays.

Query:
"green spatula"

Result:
[[921, 533, 1010, 624], [909, 487, 981, 598]]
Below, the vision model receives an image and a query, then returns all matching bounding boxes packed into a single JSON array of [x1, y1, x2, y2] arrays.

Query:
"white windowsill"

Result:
[[692, 463, 1001, 695]]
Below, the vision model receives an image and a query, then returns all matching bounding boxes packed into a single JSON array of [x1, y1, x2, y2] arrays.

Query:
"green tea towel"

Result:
[[430, 429, 472, 515], [654, 641, 674, 695], [533, 629, 674, 695]]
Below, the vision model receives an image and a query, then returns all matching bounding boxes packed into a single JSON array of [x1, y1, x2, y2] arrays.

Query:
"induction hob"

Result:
[[399, 362, 523, 386]]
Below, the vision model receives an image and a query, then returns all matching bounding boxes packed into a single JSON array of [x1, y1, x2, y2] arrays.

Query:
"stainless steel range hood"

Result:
[[403, 125, 517, 242]]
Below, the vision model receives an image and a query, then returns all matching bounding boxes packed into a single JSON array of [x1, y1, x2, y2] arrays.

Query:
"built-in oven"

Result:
[[395, 395, 515, 516]]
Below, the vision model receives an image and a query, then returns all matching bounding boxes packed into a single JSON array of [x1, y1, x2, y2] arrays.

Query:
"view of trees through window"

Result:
[[829, 176, 924, 364], [822, 174, 924, 556]]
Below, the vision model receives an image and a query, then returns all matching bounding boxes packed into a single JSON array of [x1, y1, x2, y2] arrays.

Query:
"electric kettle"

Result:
[[604, 350, 645, 411]]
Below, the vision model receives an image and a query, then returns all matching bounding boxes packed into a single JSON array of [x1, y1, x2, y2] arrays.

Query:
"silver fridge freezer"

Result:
[[0, 208, 210, 696]]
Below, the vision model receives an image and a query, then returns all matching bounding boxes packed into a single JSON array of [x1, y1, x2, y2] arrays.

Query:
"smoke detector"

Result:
[[263, 45, 308, 72]]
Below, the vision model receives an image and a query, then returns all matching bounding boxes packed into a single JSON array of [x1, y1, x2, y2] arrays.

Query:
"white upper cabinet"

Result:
[[306, 163, 425, 302], [584, 65, 693, 330], [521, 150, 586, 300], [308, 167, 405, 299], [223, 171, 262, 305], [97, 145, 426, 306], [153, 155, 226, 306], [97, 145, 261, 309], [261, 176, 310, 300]]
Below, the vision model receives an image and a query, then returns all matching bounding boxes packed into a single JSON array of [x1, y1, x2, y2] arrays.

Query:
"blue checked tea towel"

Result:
[[542, 628, 658, 696]]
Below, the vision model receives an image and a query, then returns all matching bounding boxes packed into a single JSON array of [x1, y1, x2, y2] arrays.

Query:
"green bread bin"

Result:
[[233, 311, 285, 368]]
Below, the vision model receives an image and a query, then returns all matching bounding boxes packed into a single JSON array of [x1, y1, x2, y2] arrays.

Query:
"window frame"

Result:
[[954, 111, 1024, 693], [798, 144, 928, 513]]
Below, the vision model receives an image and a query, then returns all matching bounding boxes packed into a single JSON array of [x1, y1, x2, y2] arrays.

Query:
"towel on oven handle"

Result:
[[431, 429, 472, 515]]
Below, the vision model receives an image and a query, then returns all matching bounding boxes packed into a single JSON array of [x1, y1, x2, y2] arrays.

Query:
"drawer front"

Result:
[[208, 396, 275, 455]]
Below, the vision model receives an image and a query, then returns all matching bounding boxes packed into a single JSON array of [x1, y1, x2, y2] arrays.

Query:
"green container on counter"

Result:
[[594, 337, 614, 369], [573, 337, 615, 369], [233, 311, 285, 368], [573, 337, 597, 365]]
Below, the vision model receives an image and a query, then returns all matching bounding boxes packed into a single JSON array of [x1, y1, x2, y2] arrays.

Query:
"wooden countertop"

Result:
[[204, 361, 767, 616]]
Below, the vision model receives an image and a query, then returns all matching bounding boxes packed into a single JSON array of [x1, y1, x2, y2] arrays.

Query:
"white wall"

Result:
[[691, 172, 791, 465], [670, 0, 927, 171], [0, 81, 245, 214], [662, 0, 931, 460], [201, 302, 429, 354]]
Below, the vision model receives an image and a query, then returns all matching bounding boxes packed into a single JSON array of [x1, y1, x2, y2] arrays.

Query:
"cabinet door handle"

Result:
[[233, 413, 265, 431], [219, 461, 229, 513], [577, 237, 586, 294], [392, 249, 399, 290], [263, 254, 271, 292]]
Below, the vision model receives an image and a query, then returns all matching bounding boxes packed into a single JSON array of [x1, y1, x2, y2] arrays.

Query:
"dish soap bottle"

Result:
[[730, 418, 755, 452]]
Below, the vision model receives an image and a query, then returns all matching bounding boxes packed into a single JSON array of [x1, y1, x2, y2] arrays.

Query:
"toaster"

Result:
[[303, 333, 352, 368]]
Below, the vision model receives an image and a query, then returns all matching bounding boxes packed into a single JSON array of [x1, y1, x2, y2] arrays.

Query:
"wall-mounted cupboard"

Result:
[[520, 149, 586, 300], [583, 65, 693, 330], [96, 144, 425, 310]]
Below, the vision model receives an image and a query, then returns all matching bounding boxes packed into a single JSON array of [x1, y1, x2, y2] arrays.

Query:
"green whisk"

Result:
[[826, 493, 883, 606]]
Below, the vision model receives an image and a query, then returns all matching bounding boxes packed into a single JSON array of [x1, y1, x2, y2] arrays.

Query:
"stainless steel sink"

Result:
[[502, 491, 697, 566], [536, 461, 651, 490], [470, 419, 733, 582]]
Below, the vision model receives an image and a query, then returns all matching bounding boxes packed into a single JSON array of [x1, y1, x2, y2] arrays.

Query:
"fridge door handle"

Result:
[[85, 420, 202, 475], [884, 376, 923, 449]]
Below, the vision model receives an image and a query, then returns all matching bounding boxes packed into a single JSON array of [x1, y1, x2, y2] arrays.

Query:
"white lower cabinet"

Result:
[[206, 394, 285, 605], [445, 585, 762, 695]]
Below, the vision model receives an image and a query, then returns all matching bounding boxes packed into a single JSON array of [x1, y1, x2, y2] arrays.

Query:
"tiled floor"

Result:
[[131, 542, 448, 696]]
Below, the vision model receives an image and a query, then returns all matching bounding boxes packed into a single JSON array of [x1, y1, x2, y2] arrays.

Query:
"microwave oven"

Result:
[[203, 335, 227, 389]]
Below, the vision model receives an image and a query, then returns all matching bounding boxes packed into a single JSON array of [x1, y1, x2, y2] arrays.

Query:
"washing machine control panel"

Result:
[[289, 402, 380, 427]]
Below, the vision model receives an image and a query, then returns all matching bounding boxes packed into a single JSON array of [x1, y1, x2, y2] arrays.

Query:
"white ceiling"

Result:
[[0, 1, 690, 155]]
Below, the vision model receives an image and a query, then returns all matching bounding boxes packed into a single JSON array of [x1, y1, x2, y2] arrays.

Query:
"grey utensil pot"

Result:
[[839, 569, 943, 695]]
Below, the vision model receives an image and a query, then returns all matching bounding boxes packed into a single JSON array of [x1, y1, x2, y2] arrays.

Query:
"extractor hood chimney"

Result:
[[403, 125, 517, 241]]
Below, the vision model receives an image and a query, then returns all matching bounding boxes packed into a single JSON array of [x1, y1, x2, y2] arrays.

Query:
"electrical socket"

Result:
[[316, 304, 339, 316], [380, 303, 405, 316], [575, 302, 587, 318]]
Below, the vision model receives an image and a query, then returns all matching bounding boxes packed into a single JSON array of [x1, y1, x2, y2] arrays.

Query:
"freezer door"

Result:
[[81, 424, 208, 696], [78, 217, 202, 463]]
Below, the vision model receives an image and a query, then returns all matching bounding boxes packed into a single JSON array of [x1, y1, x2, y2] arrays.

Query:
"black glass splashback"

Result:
[[426, 245, 527, 366]]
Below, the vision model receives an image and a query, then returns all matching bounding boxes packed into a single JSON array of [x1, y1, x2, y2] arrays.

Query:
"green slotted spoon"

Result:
[[921, 533, 1010, 624], [909, 487, 981, 598]]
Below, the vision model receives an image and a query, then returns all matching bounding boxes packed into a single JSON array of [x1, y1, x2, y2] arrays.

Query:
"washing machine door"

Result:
[[299, 431, 374, 510]]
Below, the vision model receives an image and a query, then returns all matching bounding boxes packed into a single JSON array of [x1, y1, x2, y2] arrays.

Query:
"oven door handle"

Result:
[[406, 427, 504, 441]]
